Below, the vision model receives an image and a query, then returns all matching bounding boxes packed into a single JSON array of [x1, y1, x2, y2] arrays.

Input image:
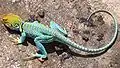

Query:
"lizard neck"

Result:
[[19, 21, 24, 32]]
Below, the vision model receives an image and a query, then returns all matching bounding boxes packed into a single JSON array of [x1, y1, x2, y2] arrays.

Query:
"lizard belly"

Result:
[[26, 31, 40, 38]]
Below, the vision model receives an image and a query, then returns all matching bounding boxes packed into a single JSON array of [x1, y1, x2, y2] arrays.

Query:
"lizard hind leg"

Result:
[[50, 21, 67, 36]]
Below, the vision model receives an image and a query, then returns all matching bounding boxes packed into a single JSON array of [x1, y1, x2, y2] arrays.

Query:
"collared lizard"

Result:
[[1, 10, 118, 62]]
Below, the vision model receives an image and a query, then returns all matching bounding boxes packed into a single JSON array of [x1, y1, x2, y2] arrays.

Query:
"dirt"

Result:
[[0, 0, 120, 68]]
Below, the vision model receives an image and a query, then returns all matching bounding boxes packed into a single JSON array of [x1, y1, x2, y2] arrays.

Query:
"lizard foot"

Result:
[[23, 53, 46, 62], [23, 53, 37, 61], [34, 53, 47, 62], [9, 36, 19, 45]]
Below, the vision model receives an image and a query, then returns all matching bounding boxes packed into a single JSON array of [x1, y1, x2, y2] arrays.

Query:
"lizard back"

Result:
[[22, 22, 53, 38]]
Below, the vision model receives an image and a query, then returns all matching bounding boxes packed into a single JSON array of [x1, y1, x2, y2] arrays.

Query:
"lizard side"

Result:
[[1, 10, 118, 61]]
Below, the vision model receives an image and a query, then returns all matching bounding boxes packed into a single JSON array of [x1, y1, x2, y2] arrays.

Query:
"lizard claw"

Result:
[[23, 53, 45, 62], [9, 36, 19, 45], [23, 53, 36, 61], [32, 53, 45, 62]]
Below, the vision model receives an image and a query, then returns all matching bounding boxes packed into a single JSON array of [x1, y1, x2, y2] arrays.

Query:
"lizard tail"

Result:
[[57, 10, 118, 52]]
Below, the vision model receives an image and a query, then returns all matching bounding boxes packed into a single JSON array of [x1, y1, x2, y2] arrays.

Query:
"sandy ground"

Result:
[[0, 0, 120, 68]]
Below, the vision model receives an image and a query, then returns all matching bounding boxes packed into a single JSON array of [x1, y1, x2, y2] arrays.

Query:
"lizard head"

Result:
[[1, 13, 22, 30]]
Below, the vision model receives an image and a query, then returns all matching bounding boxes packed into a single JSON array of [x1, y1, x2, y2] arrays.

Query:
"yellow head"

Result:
[[2, 13, 22, 30]]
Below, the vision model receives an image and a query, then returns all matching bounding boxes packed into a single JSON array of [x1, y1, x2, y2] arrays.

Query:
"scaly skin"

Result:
[[1, 10, 118, 61]]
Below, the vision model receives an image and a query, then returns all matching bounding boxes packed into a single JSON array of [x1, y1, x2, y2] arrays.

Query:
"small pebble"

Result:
[[55, 4, 60, 10], [97, 33, 104, 41], [29, 15, 36, 22], [0, 55, 2, 57], [52, 0, 55, 2], [12, 0, 20, 3], [5, 31, 9, 34], [12, 0, 16, 3], [83, 30, 90, 34], [53, 59, 56, 62], [73, 29, 79, 34], [82, 36, 89, 42], [6, 57, 10, 61], [70, 0, 74, 2], [38, 9, 45, 18]]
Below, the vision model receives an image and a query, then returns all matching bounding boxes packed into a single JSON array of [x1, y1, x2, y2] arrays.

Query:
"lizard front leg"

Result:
[[24, 35, 53, 62], [10, 31, 26, 45]]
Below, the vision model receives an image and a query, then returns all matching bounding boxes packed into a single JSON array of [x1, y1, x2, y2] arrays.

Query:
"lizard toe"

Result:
[[37, 58, 45, 62]]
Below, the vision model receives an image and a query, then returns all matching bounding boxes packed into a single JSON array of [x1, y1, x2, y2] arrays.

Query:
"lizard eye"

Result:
[[10, 24, 13, 27], [3, 18, 8, 21], [2, 18, 8, 24]]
